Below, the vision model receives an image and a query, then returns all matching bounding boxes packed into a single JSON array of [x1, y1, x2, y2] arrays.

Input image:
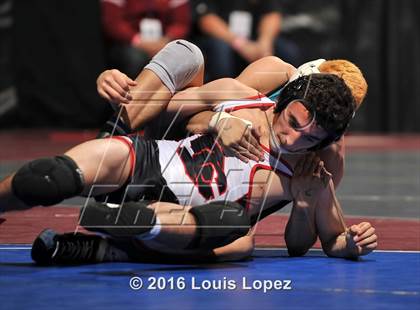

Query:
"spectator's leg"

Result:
[[198, 37, 236, 81]]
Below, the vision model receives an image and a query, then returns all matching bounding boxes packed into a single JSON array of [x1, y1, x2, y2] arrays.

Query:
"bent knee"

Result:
[[145, 40, 204, 94], [12, 155, 85, 206]]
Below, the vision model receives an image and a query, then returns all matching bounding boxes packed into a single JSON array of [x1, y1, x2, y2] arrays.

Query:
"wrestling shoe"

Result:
[[31, 229, 129, 265]]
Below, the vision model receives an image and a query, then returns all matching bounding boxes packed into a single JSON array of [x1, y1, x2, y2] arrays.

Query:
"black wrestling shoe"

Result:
[[31, 229, 131, 265], [31, 229, 106, 265]]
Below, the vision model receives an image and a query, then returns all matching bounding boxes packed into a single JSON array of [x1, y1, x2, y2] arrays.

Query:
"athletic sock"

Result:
[[135, 217, 162, 240]]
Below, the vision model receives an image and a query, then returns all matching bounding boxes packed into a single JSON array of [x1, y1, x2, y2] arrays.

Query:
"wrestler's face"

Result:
[[271, 100, 328, 153]]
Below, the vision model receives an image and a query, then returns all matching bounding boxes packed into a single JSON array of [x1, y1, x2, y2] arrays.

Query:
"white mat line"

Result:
[[255, 247, 420, 253]]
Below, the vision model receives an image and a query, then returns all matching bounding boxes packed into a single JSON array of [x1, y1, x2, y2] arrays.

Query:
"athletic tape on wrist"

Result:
[[208, 112, 253, 131]]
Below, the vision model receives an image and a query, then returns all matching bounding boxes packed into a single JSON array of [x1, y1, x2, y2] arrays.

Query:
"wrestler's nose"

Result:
[[280, 131, 302, 147]]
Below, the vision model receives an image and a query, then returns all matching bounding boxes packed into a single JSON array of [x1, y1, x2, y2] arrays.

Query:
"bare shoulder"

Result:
[[180, 78, 256, 101], [236, 56, 296, 94]]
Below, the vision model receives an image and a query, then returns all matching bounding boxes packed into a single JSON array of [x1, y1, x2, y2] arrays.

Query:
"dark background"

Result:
[[0, 0, 419, 132]]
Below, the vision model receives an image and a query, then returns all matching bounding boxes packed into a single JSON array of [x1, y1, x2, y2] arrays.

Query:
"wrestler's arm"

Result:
[[283, 152, 377, 258], [283, 154, 322, 256], [283, 151, 346, 256], [284, 194, 318, 256], [164, 78, 257, 123], [316, 138, 345, 188], [235, 56, 296, 94], [315, 182, 377, 258], [184, 111, 215, 134], [143, 235, 254, 263], [285, 176, 377, 259], [186, 56, 296, 134], [211, 235, 254, 262]]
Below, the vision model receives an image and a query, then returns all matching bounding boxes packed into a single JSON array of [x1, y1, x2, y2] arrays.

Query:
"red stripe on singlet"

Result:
[[108, 136, 136, 177], [260, 144, 294, 174], [224, 103, 275, 112]]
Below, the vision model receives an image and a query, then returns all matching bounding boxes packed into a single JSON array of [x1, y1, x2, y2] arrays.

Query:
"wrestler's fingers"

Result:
[[348, 224, 360, 236], [235, 144, 258, 162], [314, 160, 323, 176], [232, 148, 250, 163], [111, 71, 129, 89], [359, 222, 372, 230], [251, 127, 264, 154], [238, 143, 261, 162], [319, 164, 332, 187], [128, 79, 138, 86], [354, 227, 376, 242], [355, 222, 372, 236], [113, 71, 137, 89], [239, 133, 263, 161], [245, 127, 263, 150], [98, 89, 112, 102], [356, 234, 378, 247], [363, 242, 378, 251], [105, 88, 129, 104], [106, 79, 131, 101]]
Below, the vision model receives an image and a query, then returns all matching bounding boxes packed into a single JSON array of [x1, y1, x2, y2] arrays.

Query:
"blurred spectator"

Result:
[[101, 0, 191, 78], [191, 0, 301, 81]]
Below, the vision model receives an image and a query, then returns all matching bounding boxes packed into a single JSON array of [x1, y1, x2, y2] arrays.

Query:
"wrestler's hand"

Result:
[[214, 117, 264, 163], [345, 222, 378, 257], [291, 153, 332, 204], [97, 69, 137, 104]]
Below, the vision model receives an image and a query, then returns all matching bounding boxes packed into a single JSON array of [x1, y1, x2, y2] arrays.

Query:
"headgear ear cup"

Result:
[[289, 59, 326, 82], [275, 75, 312, 114]]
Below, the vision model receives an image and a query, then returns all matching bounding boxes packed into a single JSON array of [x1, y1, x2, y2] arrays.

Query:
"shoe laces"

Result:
[[54, 234, 98, 263]]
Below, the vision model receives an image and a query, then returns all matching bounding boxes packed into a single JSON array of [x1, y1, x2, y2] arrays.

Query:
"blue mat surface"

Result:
[[1, 246, 419, 310]]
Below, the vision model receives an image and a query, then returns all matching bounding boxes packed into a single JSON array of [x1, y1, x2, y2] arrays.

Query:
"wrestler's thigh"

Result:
[[64, 138, 132, 195]]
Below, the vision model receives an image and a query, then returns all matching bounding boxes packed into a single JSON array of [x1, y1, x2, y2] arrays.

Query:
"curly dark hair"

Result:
[[275, 74, 356, 147]]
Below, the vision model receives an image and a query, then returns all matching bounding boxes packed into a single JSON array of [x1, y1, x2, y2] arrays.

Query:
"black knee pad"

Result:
[[11, 155, 85, 206], [79, 201, 156, 238], [188, 201, 250, 250]]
